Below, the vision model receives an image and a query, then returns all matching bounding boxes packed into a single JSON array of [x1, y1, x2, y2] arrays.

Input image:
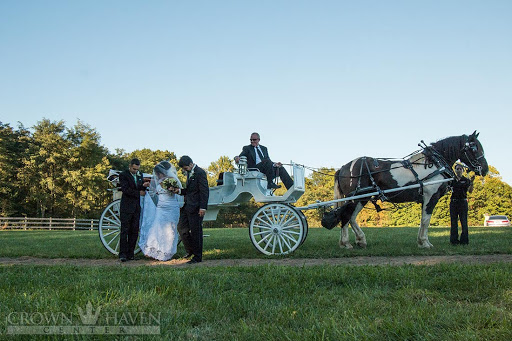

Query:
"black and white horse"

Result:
[[324, 131, 488, 249]]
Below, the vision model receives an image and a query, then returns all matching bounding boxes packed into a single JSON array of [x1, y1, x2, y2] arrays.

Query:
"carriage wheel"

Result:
[[249, 203, 306, 255], [98, 200, 140, 255], [297, 210, 309, 246]]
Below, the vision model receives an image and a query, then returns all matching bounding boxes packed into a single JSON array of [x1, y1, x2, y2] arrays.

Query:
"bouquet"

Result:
[[161, 177, 179, 191]]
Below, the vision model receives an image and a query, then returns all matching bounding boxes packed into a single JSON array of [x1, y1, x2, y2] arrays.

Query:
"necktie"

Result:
[[256, 147, 264, 161]]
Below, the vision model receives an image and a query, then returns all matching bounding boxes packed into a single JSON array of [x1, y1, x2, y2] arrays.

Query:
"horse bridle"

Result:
[[461, 137, 485, 175]]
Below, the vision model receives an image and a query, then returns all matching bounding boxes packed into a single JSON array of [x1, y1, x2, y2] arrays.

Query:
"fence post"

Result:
[[73, 217, 76, 231], [90, 219, 94, 231], [24, 217, 27, 230], [49, 217, 52, 230]]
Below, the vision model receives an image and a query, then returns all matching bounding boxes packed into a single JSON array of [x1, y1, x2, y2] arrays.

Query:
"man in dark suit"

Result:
[[173, 155, 209, 264], [235, 132, 294, 190], [118, 158, 149, 262]]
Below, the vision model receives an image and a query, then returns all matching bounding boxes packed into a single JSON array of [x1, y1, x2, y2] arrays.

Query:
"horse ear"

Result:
[[476, 132, 480, 138]]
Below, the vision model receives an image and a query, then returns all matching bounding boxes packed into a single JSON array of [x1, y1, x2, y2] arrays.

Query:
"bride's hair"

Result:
[[154, 161, 172, 177]]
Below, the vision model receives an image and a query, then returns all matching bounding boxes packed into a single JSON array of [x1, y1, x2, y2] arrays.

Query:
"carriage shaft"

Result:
[[295, 178, 453, 210]]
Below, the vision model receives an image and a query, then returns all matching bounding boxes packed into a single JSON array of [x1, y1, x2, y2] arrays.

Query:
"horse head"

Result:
[[460, 131, 488, 176]]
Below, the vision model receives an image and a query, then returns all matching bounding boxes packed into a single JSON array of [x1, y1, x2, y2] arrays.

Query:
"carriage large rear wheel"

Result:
[[99, 199, 141, 255], [249, 203, 307, 255]]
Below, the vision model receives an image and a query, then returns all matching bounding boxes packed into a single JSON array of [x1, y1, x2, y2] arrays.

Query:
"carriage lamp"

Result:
[[238, 156, 248, 175]]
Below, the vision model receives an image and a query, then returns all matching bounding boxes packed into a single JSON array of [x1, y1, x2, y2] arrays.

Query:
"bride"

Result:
[[139, 160, 183, 261]]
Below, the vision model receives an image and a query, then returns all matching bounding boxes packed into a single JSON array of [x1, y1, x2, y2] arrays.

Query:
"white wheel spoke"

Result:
[[254, 220, 272, 230], [282, 231, 299, 244], [103, 216, 120, 227], [257, 232, 272, 245], [107, 233, 120, 246], [282, 223, 301, 230], [280, 234, 292, 251], [271, 235, 277, 254], [253, 230, 271, 236], [103, 230, 119, 238], [255, 217, 273, 228], [262, 210, 275, 224], [263, 234, 274, 250], [107, 208, 121, 224], [277, 235, 284, 254], [279, 210, 292, 226]]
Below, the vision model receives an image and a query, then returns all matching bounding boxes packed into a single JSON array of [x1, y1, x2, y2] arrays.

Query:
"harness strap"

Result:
[[402, 160, 423, 198]]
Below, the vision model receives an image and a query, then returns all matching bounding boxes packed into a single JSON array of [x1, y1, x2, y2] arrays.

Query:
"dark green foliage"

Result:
[[0, 122, 30, 216], [1, 119, 511, 226]]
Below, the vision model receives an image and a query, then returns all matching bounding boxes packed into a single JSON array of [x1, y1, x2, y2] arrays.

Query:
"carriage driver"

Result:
[[234, 132, 294, 190]]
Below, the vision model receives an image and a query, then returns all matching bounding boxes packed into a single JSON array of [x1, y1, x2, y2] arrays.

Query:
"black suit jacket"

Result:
[[119, 170, 145, 213], [181, 165, 209, 213], [239, 144, 270, 168]]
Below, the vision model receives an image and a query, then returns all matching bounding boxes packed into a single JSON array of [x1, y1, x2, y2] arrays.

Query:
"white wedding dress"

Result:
[[139, 181, 181, 261]]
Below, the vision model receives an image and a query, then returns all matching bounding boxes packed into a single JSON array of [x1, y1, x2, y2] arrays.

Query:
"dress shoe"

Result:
[[267, 183, 281, 190], [119, 257, 128, 262], [187, 258, 202, 264], [128, 256, 135, 261]]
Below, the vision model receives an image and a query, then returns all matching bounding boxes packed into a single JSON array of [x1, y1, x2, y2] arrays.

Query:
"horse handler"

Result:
[[449, 164, 475, 245]]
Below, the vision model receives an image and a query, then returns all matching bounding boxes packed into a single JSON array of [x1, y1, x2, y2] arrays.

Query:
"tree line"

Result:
[[1, 119, 511, 227]]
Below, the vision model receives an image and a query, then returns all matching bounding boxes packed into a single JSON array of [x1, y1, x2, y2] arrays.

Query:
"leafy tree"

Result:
[[19, 119, 70, 217], [62, 121, 112, 218], [0, 122, 30, 216]]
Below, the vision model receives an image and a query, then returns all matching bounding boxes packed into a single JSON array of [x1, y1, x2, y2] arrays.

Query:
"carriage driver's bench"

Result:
[[204, 162, 306, 221]]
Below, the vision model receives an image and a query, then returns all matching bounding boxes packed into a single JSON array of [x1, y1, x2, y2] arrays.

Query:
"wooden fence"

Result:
[[0, 217, 99, 230]]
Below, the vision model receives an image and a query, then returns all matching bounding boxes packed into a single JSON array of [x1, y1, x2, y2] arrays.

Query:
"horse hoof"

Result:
[[339, 242, 353, 249]]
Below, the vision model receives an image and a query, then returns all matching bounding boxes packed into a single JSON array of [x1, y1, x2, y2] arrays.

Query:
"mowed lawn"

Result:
[[1, 227, 511, 340], [1, 226, 511, 259]]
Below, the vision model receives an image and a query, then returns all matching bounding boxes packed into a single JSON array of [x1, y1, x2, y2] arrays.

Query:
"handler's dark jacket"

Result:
[[451, 176, 471, 200]]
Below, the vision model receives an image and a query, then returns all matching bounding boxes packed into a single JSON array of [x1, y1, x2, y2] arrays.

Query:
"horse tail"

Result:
[[334, 169, 345, 205], [321, 203, 351, 230]]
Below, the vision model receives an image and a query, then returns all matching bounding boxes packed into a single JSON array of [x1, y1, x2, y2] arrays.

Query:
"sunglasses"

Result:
[[250, 139, 259, 141]]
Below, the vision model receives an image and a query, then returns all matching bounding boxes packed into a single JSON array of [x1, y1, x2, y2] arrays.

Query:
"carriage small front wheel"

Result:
[[249, 203, 307, 255], [98, 199, 141, 255]]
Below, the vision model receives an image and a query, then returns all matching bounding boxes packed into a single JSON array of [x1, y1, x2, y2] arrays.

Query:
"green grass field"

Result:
[[1, 226, 512, 259], [1, 227, 511, 340]]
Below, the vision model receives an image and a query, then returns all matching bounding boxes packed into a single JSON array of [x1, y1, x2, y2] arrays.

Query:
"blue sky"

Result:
[[1, 1, 511, 185]]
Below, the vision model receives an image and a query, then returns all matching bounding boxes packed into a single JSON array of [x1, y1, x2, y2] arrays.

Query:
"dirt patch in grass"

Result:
[[1, 254, 511, 268]]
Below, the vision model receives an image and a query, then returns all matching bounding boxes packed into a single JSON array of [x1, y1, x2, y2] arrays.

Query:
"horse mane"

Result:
[[430, 135, 464, 164]]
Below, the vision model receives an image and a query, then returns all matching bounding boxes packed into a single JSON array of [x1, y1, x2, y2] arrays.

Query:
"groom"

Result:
[[174, 156, 209, 264], [118, 158, 149, 262]]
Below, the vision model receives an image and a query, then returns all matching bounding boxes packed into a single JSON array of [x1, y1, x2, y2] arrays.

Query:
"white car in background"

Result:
[[484, 215, 511, 227]]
